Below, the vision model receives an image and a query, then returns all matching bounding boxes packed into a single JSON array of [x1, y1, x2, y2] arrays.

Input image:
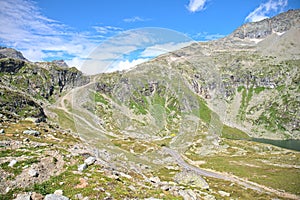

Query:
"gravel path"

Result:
[[163, 147, 300, 199]]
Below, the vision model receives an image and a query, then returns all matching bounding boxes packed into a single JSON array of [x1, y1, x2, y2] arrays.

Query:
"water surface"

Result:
[[251, 138, 300, 151]]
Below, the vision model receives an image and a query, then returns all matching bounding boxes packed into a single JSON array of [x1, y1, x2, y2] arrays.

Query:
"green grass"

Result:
[[202, 154, 300, 195], [0, 149, 38, 157], [198, 139, 300, 195], [129, 99, 148, 115], [276, 85, 285, 91], [28, 164, 182, 199], [238, 86, 255, 121], [221, 125, 250, 140], [153, 167, 179, 182], [94, 92, 108, 105], [198, 98, 211, 124], [0, 158, 39, 176], [254, 86, 265, 94], [237, 86, 245, 93], [50, 108, 76, 132], [205, 177, 279, 200]]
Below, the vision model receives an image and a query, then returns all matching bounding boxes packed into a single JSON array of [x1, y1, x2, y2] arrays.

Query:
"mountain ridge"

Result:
[[231, 9, 300, 39]]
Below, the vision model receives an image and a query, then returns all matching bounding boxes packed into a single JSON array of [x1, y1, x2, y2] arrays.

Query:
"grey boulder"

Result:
[[44, 194, 69, 200]]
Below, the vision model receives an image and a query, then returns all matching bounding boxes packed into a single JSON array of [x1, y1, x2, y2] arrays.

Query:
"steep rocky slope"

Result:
[[89, 10, 300, 143], [0, 47, 27, 61], [0, 49, 89, 122], [231, 9, 300, 39]]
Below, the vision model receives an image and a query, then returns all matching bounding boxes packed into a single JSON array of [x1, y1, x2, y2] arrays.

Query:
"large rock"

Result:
[[0, 88, 47, 123], [44, 194, 69, 200], [174, 171, 209, 189], [28, 169, 39, 177], [178, 189, 199, 200], [78, 163, 88, 172], [23, 130, 41, 137], [13, 193, 31, 200], [54, 190, 63, 195], [149, 176, 160, 183], [84, 156, 96, 166], [31, 192, 44, 200], [218, 190, 230, 197], [8, 159, 17, 167]]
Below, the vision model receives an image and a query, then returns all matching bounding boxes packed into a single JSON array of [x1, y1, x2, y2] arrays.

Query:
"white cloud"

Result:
[[123, 16, 149, 23], [245, 0, 288, 22], [0, 1, 194, 75], [108, 58, 149, 72], [186, 0, 207, 13], [80, 28, 194, 74], [93, 26, 122, 34], [140, 42, 193, 58], [0, 0, 106, 66], [65, 57, 85, 68]]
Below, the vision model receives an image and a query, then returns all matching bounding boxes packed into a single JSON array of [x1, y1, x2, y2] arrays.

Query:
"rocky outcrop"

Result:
[[1, 57, 88, 94], [231, 9, 300, 39], [0, 50, 89, 122], [52, 60, 68, 68], [174, 171, 209, 189], [0, 47, 27, 61], [0, 87, 46, 122], [0, 58, 25, 73]]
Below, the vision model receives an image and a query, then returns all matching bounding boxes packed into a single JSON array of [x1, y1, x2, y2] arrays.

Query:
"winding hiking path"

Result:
[[163, 147, 300, 200], [53, 77, 111, 142]]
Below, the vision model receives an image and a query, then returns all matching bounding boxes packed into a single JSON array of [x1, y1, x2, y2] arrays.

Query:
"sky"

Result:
[[0, 0, 299, 74]]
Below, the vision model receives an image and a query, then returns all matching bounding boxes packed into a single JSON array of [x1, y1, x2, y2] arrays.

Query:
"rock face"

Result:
[[231, 9, 300, 39], [0, 58, 25, 73], [0, 51, 89, 122], [0, 58, 89, 98], [0, 87, 46, 122], [0, 47, 27, 61], [52, 60, 68, 68]]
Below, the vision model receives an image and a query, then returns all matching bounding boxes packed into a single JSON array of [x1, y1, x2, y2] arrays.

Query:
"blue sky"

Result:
[[0, 0, 299, 74]]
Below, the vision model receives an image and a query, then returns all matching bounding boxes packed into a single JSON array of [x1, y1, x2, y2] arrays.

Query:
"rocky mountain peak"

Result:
[[52, 60, 69, 68], [0, 46, 27, 61], [231, 9, 300, 39]]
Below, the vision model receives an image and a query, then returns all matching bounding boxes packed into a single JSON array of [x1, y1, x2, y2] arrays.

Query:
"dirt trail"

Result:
[[54, 78, 109, 142], [163, 147, 300, 200]]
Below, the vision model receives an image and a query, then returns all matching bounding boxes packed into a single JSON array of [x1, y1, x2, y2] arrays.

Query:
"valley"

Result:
[[0, 9, 300, 200]]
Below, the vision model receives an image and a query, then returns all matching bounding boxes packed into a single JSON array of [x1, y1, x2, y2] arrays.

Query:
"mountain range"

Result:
[[0, 9, 299, 200]]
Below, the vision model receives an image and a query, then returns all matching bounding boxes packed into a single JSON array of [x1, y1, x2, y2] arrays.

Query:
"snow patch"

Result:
[[275, 31, 285, 36], [249, 38, 264, 44]]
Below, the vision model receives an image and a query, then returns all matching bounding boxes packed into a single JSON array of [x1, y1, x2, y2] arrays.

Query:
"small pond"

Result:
[[251, 138, 300, 151]]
